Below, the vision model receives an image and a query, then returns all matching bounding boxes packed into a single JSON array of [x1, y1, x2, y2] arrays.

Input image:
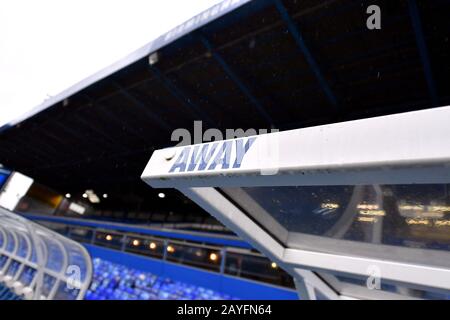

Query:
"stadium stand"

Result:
[[86, 258, 236, 300], [26, 215, 294, 289], [0, 207, 92, 300]]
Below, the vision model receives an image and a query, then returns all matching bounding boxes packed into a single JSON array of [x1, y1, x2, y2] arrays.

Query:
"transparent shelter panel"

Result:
[[6, 259, 21, 277], [224, 251, 294, 287], [38, 222, 71, 237], [221, 184, 450, 269], [18, 266, 36, 286], [124, 236, 165, 259], [30, 242, 38, 263], [0, 207, 92, 299], [0, 254, 8, 268], [16, 232, 29, 258], [53, 281, 80, 300], [40, 273, 57, 298], [165, 242, 222, 272], [40, 235, 65, 273], [67, 227, 94, 243], [4, 230, 15, 253], [94, 231, 123, 249], [62, 242, 91, 283]]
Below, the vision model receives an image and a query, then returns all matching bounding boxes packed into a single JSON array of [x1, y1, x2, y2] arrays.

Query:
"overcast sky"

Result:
[[0, 0, 221, 126]]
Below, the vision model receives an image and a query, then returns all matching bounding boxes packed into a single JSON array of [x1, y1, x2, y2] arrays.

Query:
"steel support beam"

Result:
[[148, 66, 215, 126], [408, 0, 439, 107], [70, 113, 127, 152], [111, 81, 173, 132], [274, 0, 338, 109], [199, 35, 274, 126], [82, 94, 148, 145]]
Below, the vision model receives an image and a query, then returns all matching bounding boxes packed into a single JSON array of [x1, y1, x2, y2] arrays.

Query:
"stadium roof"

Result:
[[0, 0, 449, 213]]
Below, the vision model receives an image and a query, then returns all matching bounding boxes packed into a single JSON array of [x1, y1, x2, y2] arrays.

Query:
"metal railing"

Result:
[[0, 208, 92, 300]]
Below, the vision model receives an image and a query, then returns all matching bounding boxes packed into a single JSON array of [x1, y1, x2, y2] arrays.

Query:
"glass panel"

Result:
[[40, 274, 56, 297], [18, 266, 36, 286], [68, 227, 94, 243], [39, 222, 71, 237], [6, 260, 21, 276], [422, 291, 450, 300], [42, 237, 65, 273], [5, 230, 15, 252], [224, 252, 294, 288], [124, 236, 164, 259], [30, 241, 38, 263], [0, 254, 9, 269], [165, 242, 222, 272], [0, 208, 92, 299], [53, 281, 80, 300], [62, 242, 89, 282], [222, 184, 450, 268], [94, 231, 123, 250], [16, 232, 29, 258]]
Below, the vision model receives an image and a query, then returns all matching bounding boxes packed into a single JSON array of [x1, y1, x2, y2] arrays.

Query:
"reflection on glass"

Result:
[[53, 281, 80, 300], [16, 233, 29, 258], [43, 237, 65, 272], [165, 243, 221, 272], [5, 230, 15, 252], [94, 231, 123, 249], [64, 242, 89, 282], [335, 274, 450, 300], [124, 236, 164, 259], [224, 252, 294, 287], [18, 266, 36, 286], [41, 274, 56, 297], [0, 254, 8, 269], [43, 220, 296, 289], [222, 184, 450, 254], [6, 260, 21, 276], [69, 227, 94, 243]]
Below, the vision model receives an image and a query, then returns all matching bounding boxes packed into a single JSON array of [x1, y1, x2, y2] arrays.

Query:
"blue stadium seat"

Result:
[[0, 283, 22, 300], [85, 258, 237, 300]]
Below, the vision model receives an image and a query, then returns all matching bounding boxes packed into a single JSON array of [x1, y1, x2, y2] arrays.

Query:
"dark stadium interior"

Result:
[[0, 0, 449, 221]]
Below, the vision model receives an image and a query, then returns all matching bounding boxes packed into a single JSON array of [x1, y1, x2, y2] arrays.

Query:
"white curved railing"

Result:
[[0, 208, 92, 300]]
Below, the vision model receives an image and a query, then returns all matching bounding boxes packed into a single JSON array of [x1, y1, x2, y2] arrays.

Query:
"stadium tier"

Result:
[[25, 214, 297, 297], [86, 258, 236, 300]]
